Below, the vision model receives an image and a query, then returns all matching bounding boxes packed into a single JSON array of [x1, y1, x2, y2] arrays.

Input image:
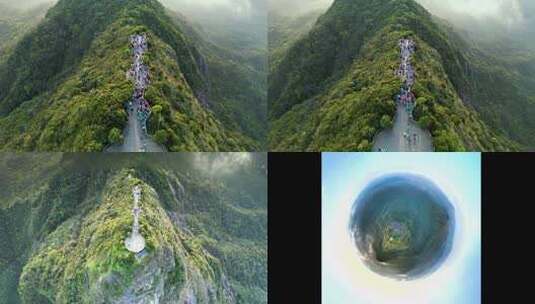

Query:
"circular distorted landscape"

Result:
[[349, 174, 455, 280]]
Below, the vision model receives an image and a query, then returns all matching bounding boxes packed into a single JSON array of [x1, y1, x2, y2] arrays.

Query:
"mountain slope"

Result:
[[268, 9, 323, 74], [435, 18, 535, 150], [168, 11, 268, 148], [268, 0, 522, 151], [0, 0, 260, 151], [0, 2, 52, 60], [0, 153, 267, 303]]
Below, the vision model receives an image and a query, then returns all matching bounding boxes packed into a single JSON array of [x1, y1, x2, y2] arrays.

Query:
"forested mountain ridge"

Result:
[[0, 0, 262, 151], [269, 0, 529, 151], [437, 18, 535, 150], [0, 154, 267, 303]]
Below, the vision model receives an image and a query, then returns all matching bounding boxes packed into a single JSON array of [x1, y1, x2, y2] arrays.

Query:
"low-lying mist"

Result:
[[160, 0, 267, 49]]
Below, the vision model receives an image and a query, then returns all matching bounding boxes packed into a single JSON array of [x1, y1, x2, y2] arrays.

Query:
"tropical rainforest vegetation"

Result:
[[0, 153, 267, 303], [0, 0, 265, 151], [269, 0, 533, 151]]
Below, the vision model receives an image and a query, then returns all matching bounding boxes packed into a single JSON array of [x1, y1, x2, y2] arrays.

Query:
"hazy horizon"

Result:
[[5, 0, 531, 35], [268, 0, 532, 24], [268, 0, 534, 46], [0, 0, 266, 21], [160, 0, 267, 49], [0, 0, 267, 48]]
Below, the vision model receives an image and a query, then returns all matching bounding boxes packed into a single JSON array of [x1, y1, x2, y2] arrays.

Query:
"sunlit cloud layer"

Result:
[[417, 0, 526, 28], [192, 153, 253, 175]]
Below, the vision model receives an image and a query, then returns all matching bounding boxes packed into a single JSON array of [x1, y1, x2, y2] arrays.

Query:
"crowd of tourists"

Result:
[[128, 34, 152, 133], [396, 39, 418, 145]]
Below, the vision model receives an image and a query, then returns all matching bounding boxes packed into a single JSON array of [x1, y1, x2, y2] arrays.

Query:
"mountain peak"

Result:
[[269, 0, 430, 120], [269, 0, 520, 151], [0, 0, 261, 151], [1, 154, 267, 302]]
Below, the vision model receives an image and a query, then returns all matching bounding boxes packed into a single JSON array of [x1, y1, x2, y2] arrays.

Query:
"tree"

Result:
[[419, 115, 433, 130], [380, 114, 393, 129], [154, 130, 169, 145], [108, 128, 122, 144], [415, 97, 427, 105], [152, 104, 163, 129], [357, 139, 371, 151], [434, 130, 464, 152]]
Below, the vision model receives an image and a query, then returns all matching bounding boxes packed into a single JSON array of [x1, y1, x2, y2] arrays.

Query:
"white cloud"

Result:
[[416, 0, 526, 28], [192, 153, 253, 175]]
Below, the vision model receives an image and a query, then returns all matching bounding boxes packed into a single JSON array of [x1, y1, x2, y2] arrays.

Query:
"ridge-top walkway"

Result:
[[373, 39, 433, 152], [125, 185, 146, 253], [107, 34, 166, 153]]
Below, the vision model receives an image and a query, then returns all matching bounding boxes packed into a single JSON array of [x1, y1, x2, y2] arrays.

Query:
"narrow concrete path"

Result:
[[124, 102, 143, 152], [107, 34, 166, 152], [373, 103, 433, 151], [125, 185, 146, 253], [373, 39, 433, 152]]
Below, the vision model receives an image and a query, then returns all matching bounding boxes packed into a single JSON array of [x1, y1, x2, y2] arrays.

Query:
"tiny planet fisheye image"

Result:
[[322, 153, 481, 304]]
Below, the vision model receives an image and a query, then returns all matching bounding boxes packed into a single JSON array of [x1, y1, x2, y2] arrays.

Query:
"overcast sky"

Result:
[[2, 0, 533, 26], [417, 0, 531, 28], [0, 0, 266, 19], [2, 0, 533, 40], [265, 0, 535, 49], [268, 0, 534, 31]]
